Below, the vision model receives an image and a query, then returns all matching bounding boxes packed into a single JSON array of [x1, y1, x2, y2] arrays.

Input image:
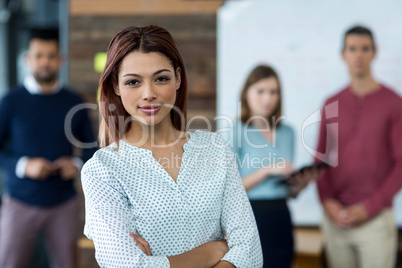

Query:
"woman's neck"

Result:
[[124, 121, 182, 149], [250, 117, 271, 130]]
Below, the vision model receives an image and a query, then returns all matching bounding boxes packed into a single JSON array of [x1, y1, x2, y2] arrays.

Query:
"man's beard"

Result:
[[34, 71, 58, 84]]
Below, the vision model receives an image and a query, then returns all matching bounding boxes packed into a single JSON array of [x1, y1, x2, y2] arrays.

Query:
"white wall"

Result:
[[217, 0, 402, 226]]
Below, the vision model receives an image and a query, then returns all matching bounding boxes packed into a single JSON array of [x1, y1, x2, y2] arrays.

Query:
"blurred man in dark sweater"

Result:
[[0, 28, 96, 268], [316, 25, 402, 268]]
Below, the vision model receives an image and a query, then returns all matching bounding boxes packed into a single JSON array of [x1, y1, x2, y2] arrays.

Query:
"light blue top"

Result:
[[81, 130, 263, 268], [223, 123, 295, 200]]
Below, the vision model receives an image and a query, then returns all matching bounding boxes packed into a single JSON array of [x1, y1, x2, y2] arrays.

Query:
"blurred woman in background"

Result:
[[228, 65, 312, 268]]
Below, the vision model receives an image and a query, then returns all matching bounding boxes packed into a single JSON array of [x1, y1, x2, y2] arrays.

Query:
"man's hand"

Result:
[[324, 199, 369, 228], [323, 199, 349, 227], [53, 157, 79, 180], [25, 158, 57, 180], [339, 203, 369, 227]]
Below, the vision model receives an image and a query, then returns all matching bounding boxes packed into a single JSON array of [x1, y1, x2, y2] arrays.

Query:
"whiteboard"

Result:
[[217, 0, 402, 226]]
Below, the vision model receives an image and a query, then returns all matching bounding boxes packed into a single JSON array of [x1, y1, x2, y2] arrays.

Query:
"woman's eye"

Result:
[[270, 90, 279, 95], [125, 80, 140, 86], [156, 76, 170, 83]]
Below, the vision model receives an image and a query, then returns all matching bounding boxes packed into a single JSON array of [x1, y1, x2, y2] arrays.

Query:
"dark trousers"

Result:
[[0, 195, 79, 268], [250, 199, 294, 268]]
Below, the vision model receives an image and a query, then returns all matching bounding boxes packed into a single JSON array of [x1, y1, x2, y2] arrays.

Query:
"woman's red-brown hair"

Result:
[[98, 25, 188, 147], [240, 65, 282, 127]]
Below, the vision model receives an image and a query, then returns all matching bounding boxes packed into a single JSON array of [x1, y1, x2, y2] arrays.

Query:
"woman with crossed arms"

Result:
[[81, 25, 263, 267]]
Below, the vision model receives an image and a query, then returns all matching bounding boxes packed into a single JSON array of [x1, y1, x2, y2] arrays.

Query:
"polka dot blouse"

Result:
[[81, 130, 263, 267]]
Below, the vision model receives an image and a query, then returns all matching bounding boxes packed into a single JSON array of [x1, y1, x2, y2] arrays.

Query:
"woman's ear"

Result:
[[114, 86, 121, 96], [175, 67, 181, 90]]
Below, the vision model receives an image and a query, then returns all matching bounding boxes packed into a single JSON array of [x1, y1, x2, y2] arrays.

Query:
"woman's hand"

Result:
[[243, 162, 294, 191], [130, 232, 231, 267], [130, 232, 152, 256], [288, 166, 325, 198], [200, 239, 230, 267], [288, 172, 309, 198], [213, 260, 236, 268], [129, 232, 229, 264], [165, 239, 229, 268], [213, 239, 230, 259], [268, 161, 294, 177]]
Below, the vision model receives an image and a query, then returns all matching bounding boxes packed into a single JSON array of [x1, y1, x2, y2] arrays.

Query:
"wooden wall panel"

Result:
[[70, 0, 225, 15]]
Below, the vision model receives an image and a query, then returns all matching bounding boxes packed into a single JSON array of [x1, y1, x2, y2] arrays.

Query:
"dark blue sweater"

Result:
[[0, 86, 97, 207]]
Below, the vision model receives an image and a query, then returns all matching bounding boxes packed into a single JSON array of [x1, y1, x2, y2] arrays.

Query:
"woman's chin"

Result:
[[253, 112, 272, 119], [138, 117, 165, 128], [128, 110, 173, 130]]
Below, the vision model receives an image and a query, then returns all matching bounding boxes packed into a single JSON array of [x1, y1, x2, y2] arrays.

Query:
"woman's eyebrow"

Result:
[[153, 69, 172, 75], [122, 73, 141, 78], [122, 69, 171, 78]]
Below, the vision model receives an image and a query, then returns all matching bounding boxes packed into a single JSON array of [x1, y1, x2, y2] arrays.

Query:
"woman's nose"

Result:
[[142, 83, 157, 101]]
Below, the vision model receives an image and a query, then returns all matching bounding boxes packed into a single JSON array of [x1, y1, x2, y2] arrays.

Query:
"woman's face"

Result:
[[246, 77, 280, 118], [116, 51, 181, 128]]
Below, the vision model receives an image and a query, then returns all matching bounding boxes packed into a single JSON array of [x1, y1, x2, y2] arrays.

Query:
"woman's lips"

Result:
[[262, 106, 271, 112], [140, 105, 162, 115]]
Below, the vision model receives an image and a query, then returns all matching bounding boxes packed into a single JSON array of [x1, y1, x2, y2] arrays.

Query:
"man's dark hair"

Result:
[[29, 27, 59, 44], [343, 25, 376, 52]]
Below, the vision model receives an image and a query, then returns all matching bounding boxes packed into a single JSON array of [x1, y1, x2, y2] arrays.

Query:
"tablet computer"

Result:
[[277, 161, 329, 185]]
